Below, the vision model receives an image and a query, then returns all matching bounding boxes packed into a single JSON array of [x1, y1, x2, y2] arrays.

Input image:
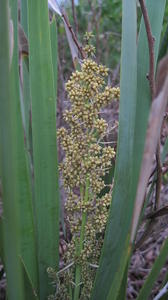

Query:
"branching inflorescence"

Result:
[[48, 33, 120, 300]]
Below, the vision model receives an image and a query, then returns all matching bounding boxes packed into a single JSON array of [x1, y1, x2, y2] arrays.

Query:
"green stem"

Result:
[[69, 284, 73, 300], [73, 178, 89, 300]]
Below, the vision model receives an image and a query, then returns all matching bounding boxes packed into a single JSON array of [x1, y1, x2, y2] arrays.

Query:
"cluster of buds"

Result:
[[83, 31, 96, 57], [50, 35, 120, 300]]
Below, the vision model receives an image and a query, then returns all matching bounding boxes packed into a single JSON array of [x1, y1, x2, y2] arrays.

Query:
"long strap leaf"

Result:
[[50, 16, 60, 270], [28, 0, 60, 297], [0, 0, 38, 298], [91, 1, 137, 298]]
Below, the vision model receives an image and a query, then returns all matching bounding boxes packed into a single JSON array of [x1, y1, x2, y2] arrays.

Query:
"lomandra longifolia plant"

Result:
[[48, 34, 120, 300]]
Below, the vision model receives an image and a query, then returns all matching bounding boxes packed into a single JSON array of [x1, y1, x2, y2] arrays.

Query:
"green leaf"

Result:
[[20, 1, 33, 178], [0, 4, 23, 297], [28, 1, 60, 297], [20, 256, 39, 300], [116, 262, 129, 300], [50, 16, 58, 99], [137, 238, 168, 300], [20, 0, 28, 36], [50, 17, 66, 237], [10, 0, 38, 294], [50, 15, 60, 270], [91, 1, 166, 299], [0, 0, 38, 298], [91, 1, 137, 298]]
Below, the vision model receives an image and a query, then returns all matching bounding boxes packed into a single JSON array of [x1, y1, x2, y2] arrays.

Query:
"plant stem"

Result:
[[139, 0, 155, 99], [139, 0, 162, 212], [73, 178, 89, 300], [71, 0, 78, 36], [69, 284, 73, 300], [155, 142, 162, 209]]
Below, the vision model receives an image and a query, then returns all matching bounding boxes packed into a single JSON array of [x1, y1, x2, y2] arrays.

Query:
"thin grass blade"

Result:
[[50, 16, 58, 105], [50, 15, 60, 269]]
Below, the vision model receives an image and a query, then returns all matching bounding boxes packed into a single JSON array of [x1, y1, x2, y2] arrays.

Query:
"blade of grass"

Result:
[[10, 0, 38, 296], [91, 1, 137, 299], [0, 1, 25, 298], [50, 16, 65, 237], [137, 238, 168, 300], [28, 1, 60, 297], [50, 16, 58, 96], [20, 0, 31, 146], [20, 1, 28, 35], [20, 256, 39, 300], [50, 15, 60, 269], [116, 262, 129, 300], [20, 1, 34, 187]]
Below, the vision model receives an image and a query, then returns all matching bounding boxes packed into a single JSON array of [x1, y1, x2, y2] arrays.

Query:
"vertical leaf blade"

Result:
[[0, 0, 38, 298], [10, 0, 38, 295], [91, 1, 137, 298], [50, 16, 60, 270], [20, 1, 31, 147], [28, 1, 60, 297]]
